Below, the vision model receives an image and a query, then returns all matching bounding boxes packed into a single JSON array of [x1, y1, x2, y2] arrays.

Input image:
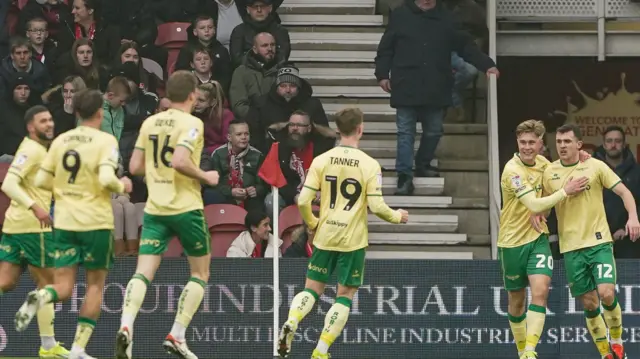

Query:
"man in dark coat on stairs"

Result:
[[374, 0, 498, 195]]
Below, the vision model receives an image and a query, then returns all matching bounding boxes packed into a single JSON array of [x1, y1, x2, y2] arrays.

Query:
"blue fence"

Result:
[[2, 259, 640, 358]]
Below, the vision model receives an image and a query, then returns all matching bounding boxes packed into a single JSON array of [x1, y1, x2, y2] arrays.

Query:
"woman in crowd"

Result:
[[113, 41, 158, 94], [56, 38, 107, 89], [43, 75, 87, 137], [193, 81, 234, 156], [284, 222, 316, 258]]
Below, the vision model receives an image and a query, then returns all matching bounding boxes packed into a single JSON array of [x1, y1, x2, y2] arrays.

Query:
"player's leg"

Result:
[[0, 233, 25, 295], [591, 244, 625, 359], [278, 248, 336, 358], [311, 248, 365, 359], [67, 229, 114, 358], [521, 235, 554, 358], [117, 213, 169, 359], [25, 232, 70, 358], [498, 245, 529, 357], [163, 210, 211, 359], [15, 230, 79, 332], [566, 248, 613, 359]]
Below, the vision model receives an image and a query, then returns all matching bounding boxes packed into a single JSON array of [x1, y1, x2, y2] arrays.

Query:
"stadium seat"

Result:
[[278, 205, 318, 254], [166, 50, 179, 76], [206, 204, 247, 257], [5, 4, 19, 36], [17, 0, 27, 9], [0, 163, 9, 182], [0, 192, 10, 225], [141, 57, 164, 81], [155, 23, 190, 49]]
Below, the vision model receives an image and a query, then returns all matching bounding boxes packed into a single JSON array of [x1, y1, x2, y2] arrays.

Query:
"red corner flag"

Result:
[[259, 142, 287, 188]]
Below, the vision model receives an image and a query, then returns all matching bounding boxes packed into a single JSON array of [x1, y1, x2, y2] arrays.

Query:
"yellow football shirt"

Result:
[[542, 158, 621, 253], [498, 154, 550, 248], [3, 137, 52, 234], [40, 126, 120, 231], [134, 108, 204, 216], [302, 145, 400, 252]]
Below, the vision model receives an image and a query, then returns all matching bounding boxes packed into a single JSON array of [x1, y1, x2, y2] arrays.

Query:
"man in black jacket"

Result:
[[229, 0, 290, 68], [594, 126, 640, 258], [0, 36, 51, 99], [0, 73, 42, 157], [375, 0, 498, 195], [245, 64, 329, 152]]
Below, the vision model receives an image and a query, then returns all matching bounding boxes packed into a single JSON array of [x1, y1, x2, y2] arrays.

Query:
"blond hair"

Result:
[[334, 107, 363, 136], [515, 119, 546, 138], [197, 81, 225, 129]]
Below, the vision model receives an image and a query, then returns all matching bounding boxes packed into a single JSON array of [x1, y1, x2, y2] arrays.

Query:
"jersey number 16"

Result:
[[149, 135, 174, 168]]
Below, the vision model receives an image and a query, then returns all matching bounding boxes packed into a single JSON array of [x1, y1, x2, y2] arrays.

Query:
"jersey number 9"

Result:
[[149, 135, 174, 168], [62, 150, 81, 184], [325, 175, 362, 211]]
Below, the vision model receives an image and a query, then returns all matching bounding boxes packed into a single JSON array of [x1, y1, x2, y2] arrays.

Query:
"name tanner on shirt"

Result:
[[330, 157, 359, 167]]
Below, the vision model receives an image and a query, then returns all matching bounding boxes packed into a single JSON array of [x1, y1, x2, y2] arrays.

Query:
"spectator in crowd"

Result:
[[56, 0, 121, 65], [229, 0, 290, 68], [56, 38, 107, 89], [45, 75, 86, 136], [24, 17, 58, 77], [0, 73, 40, 157], [283, 222, 315, 258], [229, 32, 278, 119], [112, 194, 139, 257], [175, 15, 232, 91], [212, 0, 244, 51], [151, 0, 215, 23], [375, 0, 498, 195], [0, 36, 50, 98], [594, 126, 640, 258], [227, 210, 281, 258], [264, 111, 335, 219], [100, 0, 167, 71], [189, 45, 216, 85], [193, 81, 234, 155], [99, 76, 131, 141], [246, 65, 329, 151], [202, 119, 266, 210], [0, 0, 12, 57], [18, 0, 73, 41], [114, 41, 158, 94], [157, 97, 171, 112]]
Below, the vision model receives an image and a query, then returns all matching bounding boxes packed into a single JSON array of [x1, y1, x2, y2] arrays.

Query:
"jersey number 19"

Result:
[[325, 175, 362, 211]]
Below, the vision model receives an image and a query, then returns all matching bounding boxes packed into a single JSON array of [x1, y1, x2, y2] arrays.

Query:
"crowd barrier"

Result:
[[2, 259, 640, 359]]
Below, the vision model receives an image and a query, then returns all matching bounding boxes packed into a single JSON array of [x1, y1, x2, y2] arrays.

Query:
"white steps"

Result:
[[369, 233, 467, 245], [381, 177, 444, 195], [290, 50, 376, 62], [282, 14, 383, 26], [367, 250, 473, 260], [324, 103, 394, 116], [290, 32, 382, 45], [385, 195, 452, 208], [378, 158, 438, 170], [368, 214, 458, 232], [281, 0, 375, 8], [300, 67, 375, 81], [313, 85, 389, 98]]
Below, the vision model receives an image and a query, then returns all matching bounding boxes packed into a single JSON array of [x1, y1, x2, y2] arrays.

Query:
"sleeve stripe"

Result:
[[303, 185, 319, 191], [367, 193, 383, 196], [516, 189, 534, 199], [609, 180, 622, 190], [40, 167, 54, 175], [176, 144, 194, 153], [134, 146, 145, 151], [7, 168, 23, 178]]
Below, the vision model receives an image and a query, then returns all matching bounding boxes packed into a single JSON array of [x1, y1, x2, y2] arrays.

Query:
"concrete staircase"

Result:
[[279, 0, 491, 259]]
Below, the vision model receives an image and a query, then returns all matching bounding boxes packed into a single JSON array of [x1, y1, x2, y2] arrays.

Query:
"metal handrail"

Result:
[[487, 0, 501, 260]]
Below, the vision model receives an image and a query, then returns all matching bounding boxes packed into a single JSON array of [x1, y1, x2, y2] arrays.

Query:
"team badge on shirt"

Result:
[[14, 153, 27, 166], [511, 175, 522, 189], [188, 128, 199, 140], [110, 147, 119, 162]]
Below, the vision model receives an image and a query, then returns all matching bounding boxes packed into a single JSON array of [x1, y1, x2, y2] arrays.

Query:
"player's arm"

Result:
[[366, 165, 402, 224], [34, 143, 57, 191], [509, 168, 567, 213], [1, 153, 36, 209], [98, 138, 125, 193], [172, 124, 210, 183], [298, 160, 320, 230]]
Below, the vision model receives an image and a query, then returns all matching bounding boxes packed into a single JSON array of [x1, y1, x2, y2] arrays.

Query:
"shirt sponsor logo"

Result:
[[308, 263, 328, 274], [141, 239, 161, 247]]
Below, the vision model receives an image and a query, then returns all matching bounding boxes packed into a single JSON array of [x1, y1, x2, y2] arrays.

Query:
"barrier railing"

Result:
[[487, 0, 501, 259]]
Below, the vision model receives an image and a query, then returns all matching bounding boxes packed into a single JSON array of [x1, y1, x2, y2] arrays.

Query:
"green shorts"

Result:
[[55, 229, 114, 270], [564, 243, 616, 297], [139, 210, 210, 257], [0, 232, 56, 268], [498, 234, 553, 291], [306, 247, 366, 287]]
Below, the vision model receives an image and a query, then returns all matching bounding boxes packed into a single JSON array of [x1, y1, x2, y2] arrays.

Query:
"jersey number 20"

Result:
[[325, 175, 362, 211], [149, 135, 174, 168]]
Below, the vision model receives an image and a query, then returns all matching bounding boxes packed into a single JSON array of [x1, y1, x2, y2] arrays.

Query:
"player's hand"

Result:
[[625, 217, 640, 242], [30, 204, 52, 228], [204, 170, 220, 186], [120, 176, 133, 193], [313, 191, 321, 205], [578, 150, 591, 162], [563, 176, 589, 195], [246, 186, 257, 198], [232, 188, 247, 199], [529, 213, 547, 233], [613, 228, 627, 241], [398, 209, 409, 223]]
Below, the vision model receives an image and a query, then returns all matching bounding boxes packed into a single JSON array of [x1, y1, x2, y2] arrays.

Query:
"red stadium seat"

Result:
[[166, 49, 179, 76], [0, 163, 9, 183], [205, 204, 247, 257], [17, 0, 28, 9], [155, 23, 190, 49], [278, 205, 319, 254], [5, 4, 19, 36], [0, 192, 10, 225]]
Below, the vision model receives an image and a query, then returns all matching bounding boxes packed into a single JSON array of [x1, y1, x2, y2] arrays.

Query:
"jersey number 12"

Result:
[[325, 175, 362, 211], [149, 135, 174, 168]]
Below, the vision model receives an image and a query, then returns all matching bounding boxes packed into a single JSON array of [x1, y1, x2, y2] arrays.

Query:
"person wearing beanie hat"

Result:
[[113, 61, 141, 88], [0, 72, 39, 157], [275, 65, 301, 88]]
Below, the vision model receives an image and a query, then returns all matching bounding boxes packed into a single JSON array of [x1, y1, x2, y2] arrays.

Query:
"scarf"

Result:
[[290, 142, 314, 192], [228, 144, 250, 205], [75, 22, 95, 40], [252, 241, 263, 258]]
